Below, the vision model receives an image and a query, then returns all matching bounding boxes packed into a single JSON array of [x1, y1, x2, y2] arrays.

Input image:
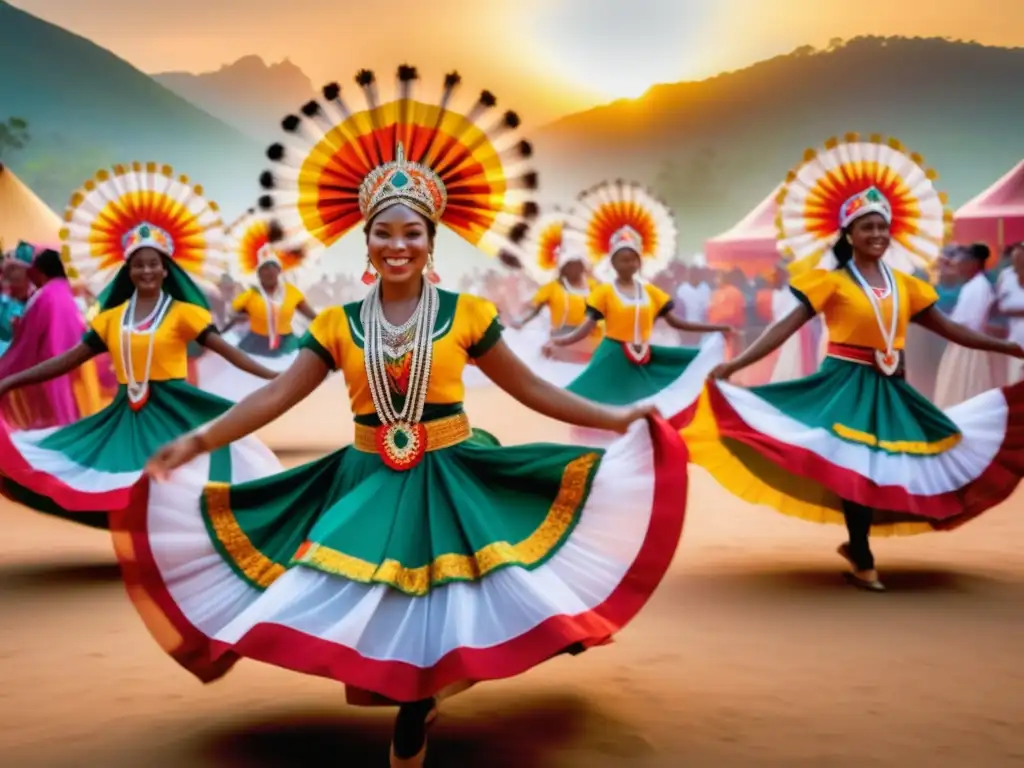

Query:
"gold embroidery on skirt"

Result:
[[205, 482, 287, 589], [831, 422, 962, 455]]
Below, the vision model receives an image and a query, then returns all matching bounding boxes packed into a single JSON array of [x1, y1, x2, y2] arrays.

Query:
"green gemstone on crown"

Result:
[[391, 171, 409, 188], [865, 188, 882, 201], [139, 225, 151, 237]]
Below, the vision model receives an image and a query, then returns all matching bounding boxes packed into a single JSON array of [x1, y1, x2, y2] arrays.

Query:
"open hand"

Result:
[[707, 362, 734, 381], [144, 434, 204, 482]]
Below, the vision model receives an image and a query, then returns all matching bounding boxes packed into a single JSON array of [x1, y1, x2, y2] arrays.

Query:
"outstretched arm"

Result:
[[476, 339, 652, 432], [507, 304, 542, 330], [201, 332, 279, 379], [548, 316, 597, 346], [661, 312, 732, 334], [0, 343, 98, 396], [711, 305, 812, 378], [296, 300, 317, 321], [914, 305, 1023, 356], [145, 349, 329, 479], [219, 311, 246, 334]]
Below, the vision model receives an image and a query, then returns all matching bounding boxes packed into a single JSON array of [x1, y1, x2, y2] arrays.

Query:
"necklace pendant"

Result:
[[126, 382, 150, 411], [622, 342, 651, 365], [874, 348, 899, 376], [375, 420, 427, 471]]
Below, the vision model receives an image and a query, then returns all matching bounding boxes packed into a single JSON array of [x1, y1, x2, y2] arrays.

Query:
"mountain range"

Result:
[[1, 0, 1022, 259]]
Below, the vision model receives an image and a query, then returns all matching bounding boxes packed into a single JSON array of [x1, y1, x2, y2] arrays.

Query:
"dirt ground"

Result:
[[1, 384, 1022, 767]]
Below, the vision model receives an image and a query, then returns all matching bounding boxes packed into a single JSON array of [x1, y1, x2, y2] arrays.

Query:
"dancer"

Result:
[[197, 208, 317, 401], [117, 67, 688, 768], [680, 134, 1024, 591], [504, 208, 601, 385], [0, 241, 34, 355], [0, 163, 282, 530], [996, 242, 1024, 383], [0, 246, 112, 429], [547, 180, 730, 418], [933, 243, 1005, 407]]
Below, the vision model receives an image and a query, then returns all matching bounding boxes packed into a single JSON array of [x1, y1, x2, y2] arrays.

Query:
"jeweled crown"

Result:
[[122, 221, 175, 259], [609, 225, 643, 255], [256, 243, 281, 269], [839, 187, 892, 229], [357, 143, 448, 224]]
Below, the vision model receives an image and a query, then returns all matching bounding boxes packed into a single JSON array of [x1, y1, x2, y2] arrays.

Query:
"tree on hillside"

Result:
[[0, 117, 30, 159]]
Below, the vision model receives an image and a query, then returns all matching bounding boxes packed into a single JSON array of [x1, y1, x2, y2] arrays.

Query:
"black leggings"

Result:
[[393, 698, 435, 759], [842, 500, 874, 571]]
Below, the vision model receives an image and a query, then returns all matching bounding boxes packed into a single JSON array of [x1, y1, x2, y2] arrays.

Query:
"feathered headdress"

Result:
[[226, 207, 307, 277], [257, 65, 539, 265], [776, 134, 952, 274], [513, 207, 590, 284], [564, 180, 677, 278], [60, 162, 225, 308]]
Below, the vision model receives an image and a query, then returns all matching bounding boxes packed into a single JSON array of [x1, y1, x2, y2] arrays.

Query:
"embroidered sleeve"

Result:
[[464, 295, 503, 358], [903, 273, 940, 317], [176, 303, 217, 344], [585, 284, 609, 320], [789, 269, 836, 314], [299, 305, 344, 370]]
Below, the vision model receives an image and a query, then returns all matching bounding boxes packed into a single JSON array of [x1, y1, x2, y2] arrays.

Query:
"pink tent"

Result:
[[953, 160, 1024, 257], [705, 184, 782, 279]]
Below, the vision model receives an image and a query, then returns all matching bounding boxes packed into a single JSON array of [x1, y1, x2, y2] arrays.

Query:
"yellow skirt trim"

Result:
[[830, 422, 962, 455], [679, 388, 934, 537], [204, 451, 601, 595]]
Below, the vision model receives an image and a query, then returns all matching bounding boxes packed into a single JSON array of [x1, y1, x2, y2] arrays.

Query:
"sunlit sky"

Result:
[[9, 0, 1024, 123]]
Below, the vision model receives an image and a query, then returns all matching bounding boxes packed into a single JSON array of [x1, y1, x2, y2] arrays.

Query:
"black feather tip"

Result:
[[300, 100, 320, 117], [258, 170, 274, 189], [282, 114, 301, 132], [397, 64, 418, 81], [522, 201, 540, 218], [444, 71, 462, 89], [267, 219, 285, 242], [478, 90, 497, 108], [498, 250, 523, 269], [257, 195, 274, 211], [516, 140, 533, 158], [322, 82, 341, 101], [509, 222, 529, 243], [355, 69, 375, 86], [503, 111, 521, 129], [267, 143, 285, 161], [522, 171, 539, 190]]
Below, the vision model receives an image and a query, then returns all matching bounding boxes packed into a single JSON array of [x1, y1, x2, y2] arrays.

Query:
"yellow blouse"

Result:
[[790, 267, 938, 350], [303, 290, 500, 417], [531, 277, 598, 328], [586, 282, 673, 343], [232, 283, 305, 336], [85, 301, 214, 383]]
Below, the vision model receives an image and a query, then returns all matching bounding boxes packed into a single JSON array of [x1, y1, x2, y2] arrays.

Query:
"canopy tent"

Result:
[[704, 184, 782, 279], [953, 160, 1024, 259], [0, 162, 62, 253]]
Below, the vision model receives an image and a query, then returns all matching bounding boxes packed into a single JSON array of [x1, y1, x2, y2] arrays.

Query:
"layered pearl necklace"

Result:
[[360, 280, 439, 470], [120, 291, 172, 409], [613, 276, 651, 364]]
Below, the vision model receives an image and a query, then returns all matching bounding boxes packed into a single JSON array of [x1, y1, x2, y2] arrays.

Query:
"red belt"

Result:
[[827, 342, 904, 375]]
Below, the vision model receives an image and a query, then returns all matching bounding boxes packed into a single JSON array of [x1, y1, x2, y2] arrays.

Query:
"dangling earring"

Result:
[[361, 255, 377, 285], [845, 235, 853, 244], [426, 252, 440, 284]]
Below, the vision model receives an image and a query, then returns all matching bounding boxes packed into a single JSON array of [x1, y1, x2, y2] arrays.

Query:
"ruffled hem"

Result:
[[675, 380, 1024, 535], [109, 416, 688, 701]]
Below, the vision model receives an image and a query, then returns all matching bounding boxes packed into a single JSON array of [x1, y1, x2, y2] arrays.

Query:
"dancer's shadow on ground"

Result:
[[0, 560, 121, 602], [200, 692, 642, 767]]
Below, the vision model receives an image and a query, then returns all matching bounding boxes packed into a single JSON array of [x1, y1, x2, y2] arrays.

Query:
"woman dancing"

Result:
[[547, 180, 730, 419], [0, 163, 282, 530], [0, 246, 113, 429], [118, 67, 688, 768], [0, 241, 34, 355], [680, 135, 1024, 591], [504, 208, 601, 385], [197, 208, 318, 401]]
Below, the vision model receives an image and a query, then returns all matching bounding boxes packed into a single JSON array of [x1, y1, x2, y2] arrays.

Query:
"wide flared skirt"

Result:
[[677, 357, 1024, 535], [464, 324, 594, 389], [196, 332, 299, 402], [110, 415, 688, 703], [0, 381, 280, 529]]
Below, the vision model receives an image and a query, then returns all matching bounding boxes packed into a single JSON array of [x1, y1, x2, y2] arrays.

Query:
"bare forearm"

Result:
[[0, 344, 95, 391], [728, 307, 811, 371], [550, 316, 596, 345], [663, 313, 730, 333], [915, 307, 1016, 353], [203, 333, 277, 379]]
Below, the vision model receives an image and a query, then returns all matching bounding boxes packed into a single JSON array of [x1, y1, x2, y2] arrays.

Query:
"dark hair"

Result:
[[831, 226, 854, 267], [363, 208, 437, 241], [32, 248, 67, 279], [967, 242, 990, 263]]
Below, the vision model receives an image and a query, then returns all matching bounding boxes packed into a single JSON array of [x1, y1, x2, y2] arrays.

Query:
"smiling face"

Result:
[[847, 212, 890, 262], [366, 204, 433, 287], [610, 248, 641, 280], [128, 247, 169, 295]]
